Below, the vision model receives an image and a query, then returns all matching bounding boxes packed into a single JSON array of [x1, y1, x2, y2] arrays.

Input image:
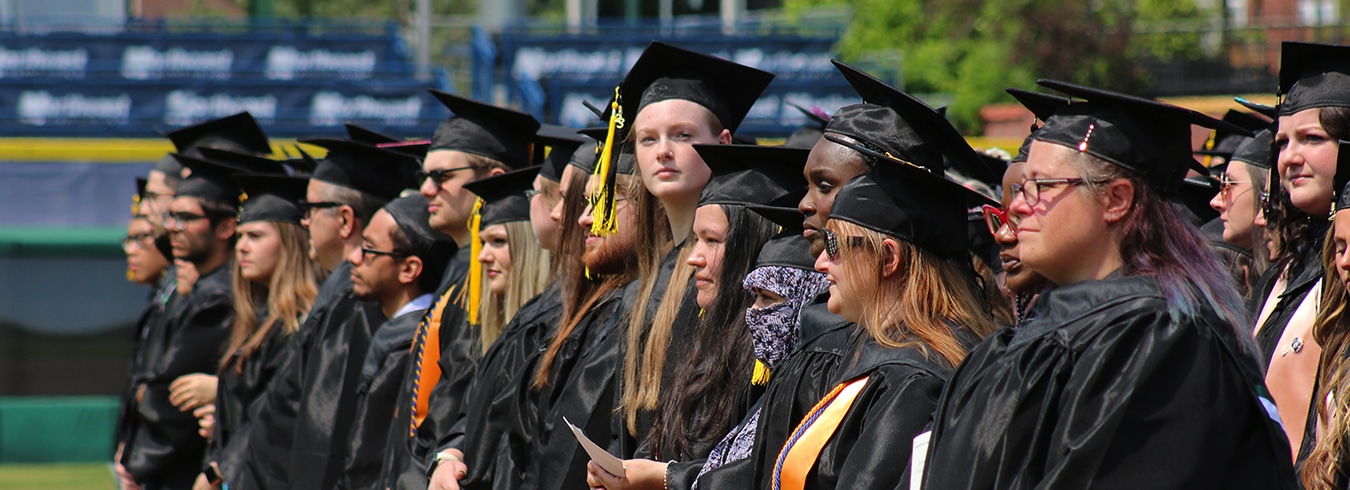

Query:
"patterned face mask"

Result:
[[742, 266, 831, 368]]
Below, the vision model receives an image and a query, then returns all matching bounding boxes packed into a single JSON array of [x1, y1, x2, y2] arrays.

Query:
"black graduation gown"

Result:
[[115, 274, 179, 455], [206, 319, 290, 490], [445, 281, 563, 490], [286, 286, 386, 490], [241, 260, 353, 489], [338, 305, 428, 490], [1253, 243, 1323, 367], [122, 262, 234, 489], [922, 274, 1298, 489], [384, 246, 475, 490], [518, 286, 630, 490], [693, 296, 858, 489]]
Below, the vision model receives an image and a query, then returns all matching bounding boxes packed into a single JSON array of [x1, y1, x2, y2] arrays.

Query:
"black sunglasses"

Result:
[[415, 165, 477, 185]]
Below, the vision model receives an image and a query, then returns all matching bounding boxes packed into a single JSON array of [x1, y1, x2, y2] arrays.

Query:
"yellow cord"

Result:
[[466, 198, 484, 326]]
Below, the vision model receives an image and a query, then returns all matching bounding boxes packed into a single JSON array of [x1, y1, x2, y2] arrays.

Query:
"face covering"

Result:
[[742, 266, 831, 368]]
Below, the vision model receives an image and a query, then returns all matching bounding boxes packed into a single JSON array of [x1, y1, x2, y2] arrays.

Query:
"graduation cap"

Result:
[[1339, 139, 1350, 206], [828, 60, 1000, 185], [300, 138, 422, 201], [695, 144, 808, 208], [1236, 97, 1279, 120], [1176, 175, 1221, 225], [197, 147, 289, 176], [1195, 110, 1271, 162], [1032, 79, 1252, 196], [164, 112, 272, 157], [153, 154, 184, 180], [463, 167, 538, 228], [747, 204, 817, 271], [1007, 88, 1071, 126], [344, 122, 431, 160], [235, 175, 308, 225], [282, 146, 318, 175], [172, 154, 250, 206], [603, 42, 774, 136], [1278, 41, 1350, 116], [1337, 174, 1350, 213], [428, 89, 541, 170], [1229, 128, 1274, 170], [784, 103, 830, 149], [535, 125, 589, 183], [382, 195, 457, 262]]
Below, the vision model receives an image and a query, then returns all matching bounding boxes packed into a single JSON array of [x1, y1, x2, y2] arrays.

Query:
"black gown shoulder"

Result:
[[338, 306, 428, 490], [922, 274, 1297, 489], [122, 263, 234, 488], [209, 318, 292, 490]]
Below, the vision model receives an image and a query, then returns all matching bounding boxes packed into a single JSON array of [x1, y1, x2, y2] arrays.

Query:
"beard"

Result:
[[582, 233, 637, 276]]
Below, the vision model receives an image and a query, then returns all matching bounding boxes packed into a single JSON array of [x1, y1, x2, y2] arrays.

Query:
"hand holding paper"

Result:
[[566, 417, 625, 477]]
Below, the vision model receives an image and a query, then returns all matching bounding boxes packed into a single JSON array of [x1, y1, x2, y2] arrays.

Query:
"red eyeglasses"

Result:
[[980, 204, 1019, 237]]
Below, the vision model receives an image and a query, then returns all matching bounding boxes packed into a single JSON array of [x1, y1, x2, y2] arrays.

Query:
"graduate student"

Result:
[[196, 175, 318, 490], [762, 61, 996, 490], [243, 139, 421, 490], [466, 168, 552, 349], [921, 80, 1297, 489], [597, 42, 773, 455], [392, 90, 541, 488], [339, 196, 456, 489], [1256, 42, 1350, 464], [1210, 129, 1275, 299], [1304, 175, 1350, 489]]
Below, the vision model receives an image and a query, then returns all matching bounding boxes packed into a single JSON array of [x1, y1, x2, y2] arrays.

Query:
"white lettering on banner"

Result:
[[120, 46, 233, 80], [731, 49, 836, 78], [309, 92, 421, 127], [511, 47, 635, 81], [18, 91, 130, 125], [165, 90, 277, 126], [265, 46, 377, 80], [0, 47, 88, 78]]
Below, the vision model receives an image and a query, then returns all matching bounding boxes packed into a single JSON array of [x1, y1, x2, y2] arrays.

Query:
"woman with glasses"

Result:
[[196, 175, 320, 489], [1209, 129, 1275, 300], [981, 147, 1054, 326], [921, 81, 1296, 488]]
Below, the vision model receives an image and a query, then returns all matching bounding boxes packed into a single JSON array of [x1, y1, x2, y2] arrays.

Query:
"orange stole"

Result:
[[771, 376, 870, 490], [408, 287, 456, 435]]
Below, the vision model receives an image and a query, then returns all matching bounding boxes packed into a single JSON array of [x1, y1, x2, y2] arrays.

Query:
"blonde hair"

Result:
[[829, 219, 995, 367], [1303, 225, 1350, 489], [224, 222, 321, 373], [477, 220, 551, 353]]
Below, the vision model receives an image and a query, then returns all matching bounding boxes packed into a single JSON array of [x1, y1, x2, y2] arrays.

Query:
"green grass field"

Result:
[[0, 463, 116, 490]]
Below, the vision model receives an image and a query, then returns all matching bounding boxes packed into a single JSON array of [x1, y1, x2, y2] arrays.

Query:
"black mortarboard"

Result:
[[172, 154, 248, 206], [345, 123, 430, 160], [783, 103, 830, 149], [1339, 140, 1350, 205], [1007, 88, 1071, 125], [153, 154, 184, 178], [1236, 97, 1279, 119], [428, 89, 541, 170], [747, 204, 816, 270], [133, 177, 147, 215], [164, 112, 272, 157], [574, 127, 634, 175], [1195, 110, 1271, 160], [1032, 79, 1251, 196], [1229, 128, 1274, 170], [197, 147, 288, 176], [604, 42, 774, 135], [828, 154, 993, 259], [1176, 175, 1220, 225], [463, 167, 539, 228], [1012, 135, 1034, 164], [300, 138, 422, 201], [695, 144, 808, 207], [1278, 41, 1350, 116], [1337, 171, 1350, 213], [535, 125, 589, 182], [383, 195, 456, 260], [828, 60, 1000, 185], [235, 175, 308, 225], [283, 146, 318, 175]]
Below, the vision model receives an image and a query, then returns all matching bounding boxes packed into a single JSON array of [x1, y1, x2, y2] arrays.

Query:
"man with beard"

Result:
[[242, 138, 422, 490], [339, 195, 456, 489], [120, 157, 260, 489]]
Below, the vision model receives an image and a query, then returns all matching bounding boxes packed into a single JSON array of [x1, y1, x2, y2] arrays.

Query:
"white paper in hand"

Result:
[[565, 416, 625, 477]]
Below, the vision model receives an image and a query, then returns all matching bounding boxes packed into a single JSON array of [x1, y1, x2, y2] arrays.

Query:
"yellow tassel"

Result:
[[752, 360, 771, 386], [131, 193, 141, 216], [466, 198, 484, 326], [590, 86, 625, 237], [1202, 130, 1216, 169]]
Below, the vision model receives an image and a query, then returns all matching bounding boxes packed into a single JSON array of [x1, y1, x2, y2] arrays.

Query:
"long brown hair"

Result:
[[1303, 225, 1350, 489], [224, 222, 320, 373], [829, 219, 994, 366]]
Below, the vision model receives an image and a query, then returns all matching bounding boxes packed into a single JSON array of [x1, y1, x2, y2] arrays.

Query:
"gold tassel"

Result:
[[1202, 130, 1216, 169], [466, 198, 484, 326], [752, 360, 771, 386], [590, 86, 625, 238], [131, 193, 141, 216]]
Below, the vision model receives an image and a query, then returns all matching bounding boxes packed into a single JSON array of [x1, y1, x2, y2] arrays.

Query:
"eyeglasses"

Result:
[[298, 200, 342, 219], [162, 211, 208, 228], [360, 246, 407, 260], [981, 204, 1019, 237], [1218, 175, 1252, 201], [1011, 177, 1096, 206], [822, 228, 867, 260], [582, 193, 629, 211], [1259, 191, 1273, 216], [122, 232, 156, 249], [415, 165, 477, 185]]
